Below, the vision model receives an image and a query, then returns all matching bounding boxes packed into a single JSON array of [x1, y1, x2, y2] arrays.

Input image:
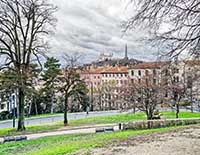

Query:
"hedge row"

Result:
[[123, 118, 200, 130]]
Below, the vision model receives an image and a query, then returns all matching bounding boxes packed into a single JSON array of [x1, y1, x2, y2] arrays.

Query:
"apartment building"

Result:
[[128, 60, 200, 103], [80, 67, 104, 110], [80, 65, 130, 110], [182, 60, 200, 100], [128, 61, 169, 85], [100, 65, 129, 110], [80, 58, 200, 111]]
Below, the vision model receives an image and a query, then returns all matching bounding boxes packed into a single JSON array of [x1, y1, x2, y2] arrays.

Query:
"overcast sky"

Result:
[[48, 0, 159, 64]]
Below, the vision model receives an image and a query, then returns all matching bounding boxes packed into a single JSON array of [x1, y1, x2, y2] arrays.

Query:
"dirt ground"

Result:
[[90, 125, 200, 155]]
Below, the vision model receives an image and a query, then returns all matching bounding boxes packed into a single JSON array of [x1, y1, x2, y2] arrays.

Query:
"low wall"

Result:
[[123, 118, 200, 130]]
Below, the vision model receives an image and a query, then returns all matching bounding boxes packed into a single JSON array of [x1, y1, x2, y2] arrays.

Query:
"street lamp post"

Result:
[[11, 93, 16, 128], [90, 82, 94, 111]]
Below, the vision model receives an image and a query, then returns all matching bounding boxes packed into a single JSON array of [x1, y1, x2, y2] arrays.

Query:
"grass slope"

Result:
[[0, 111, 199, 137], [0, 126, 183, 155]]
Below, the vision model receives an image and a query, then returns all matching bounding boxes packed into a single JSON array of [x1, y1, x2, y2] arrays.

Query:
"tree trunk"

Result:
[[34, 97, 38, 115], [191, 88, 193, 113], [17, 87, 26, 131], [51, 94, 54, 114], [147, 113, 153, 120], [147, 112, 152, 128], [64, 94, 68, 126], [176, 97, 180, 119], [133, 101, 136, 114]]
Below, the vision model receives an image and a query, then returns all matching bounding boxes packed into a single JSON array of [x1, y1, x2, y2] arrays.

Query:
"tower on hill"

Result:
[[124, 44, 128, 60]]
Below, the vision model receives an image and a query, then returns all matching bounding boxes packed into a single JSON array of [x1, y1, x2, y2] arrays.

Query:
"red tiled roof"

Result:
[[81, 67, 104, 74], [101, 66, 128, 74], [184, 60, 200, 65], [80, 66, 128, 74], [131, 61, 170, 69]]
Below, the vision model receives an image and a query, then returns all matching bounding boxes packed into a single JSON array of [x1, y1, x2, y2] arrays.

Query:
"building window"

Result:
[[176, 76, 179, 83], [1, 104, 5, 110], [145, 70, 149, 76], [165, 69, 169, 76], [173, 68, 179, 73], [153, 79, 156, 84], [173, 76, 179, 83], [146, 79, 148, 85], [187, 76, 192, 88], [121, 74, 123, 77], [131, 79, 134, 84], [153, 69, 156, 76], [138, 70, 141, 76], [124, 80, 127, 85], [131, 70, 134, 76], [138, 79, 141, 84]]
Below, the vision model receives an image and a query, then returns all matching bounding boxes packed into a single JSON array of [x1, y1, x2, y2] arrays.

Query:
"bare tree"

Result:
[[129, 74, 165, 120], [125, 0, 200, 58], [59, 54, 87, 126], [164, 61, 186, 118], [0, 0, 57, 130]]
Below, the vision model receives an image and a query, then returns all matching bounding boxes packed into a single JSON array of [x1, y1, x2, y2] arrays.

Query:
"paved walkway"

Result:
[[27, 124, 119, 140], [0, 124, 119, 143]]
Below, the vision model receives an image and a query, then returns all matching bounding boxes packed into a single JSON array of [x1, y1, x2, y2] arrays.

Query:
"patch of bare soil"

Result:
[[91, 125, 200, 155]]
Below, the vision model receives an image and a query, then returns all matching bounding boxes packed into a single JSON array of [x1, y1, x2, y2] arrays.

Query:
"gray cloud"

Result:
[[48, 0, 158, 64]]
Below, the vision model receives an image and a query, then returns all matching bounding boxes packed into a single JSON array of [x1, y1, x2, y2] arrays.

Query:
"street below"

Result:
[[0, 110, 122, 128]]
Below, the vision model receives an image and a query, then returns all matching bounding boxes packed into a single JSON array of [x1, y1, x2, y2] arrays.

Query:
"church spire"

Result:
[[125, 44, 128, 60]]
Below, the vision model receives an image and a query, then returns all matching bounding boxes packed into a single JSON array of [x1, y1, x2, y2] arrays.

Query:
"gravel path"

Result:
[[90, 125, 200, 155]]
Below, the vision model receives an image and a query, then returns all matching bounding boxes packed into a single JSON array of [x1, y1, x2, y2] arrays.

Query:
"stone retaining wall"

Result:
[[123, 118, 200, 130]]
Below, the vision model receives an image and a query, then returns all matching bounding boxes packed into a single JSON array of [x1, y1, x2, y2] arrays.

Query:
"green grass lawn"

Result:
[[0, 122, 63, 137], [160, 111, 200, 119], [70, 112, 146, 126], [0, 111, 199, 137], [0, 126, 184, 155], [0, 112, 146, 137]]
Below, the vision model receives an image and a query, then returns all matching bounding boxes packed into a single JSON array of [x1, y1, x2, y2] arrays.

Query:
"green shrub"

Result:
[[0, 111, 12, 120]]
